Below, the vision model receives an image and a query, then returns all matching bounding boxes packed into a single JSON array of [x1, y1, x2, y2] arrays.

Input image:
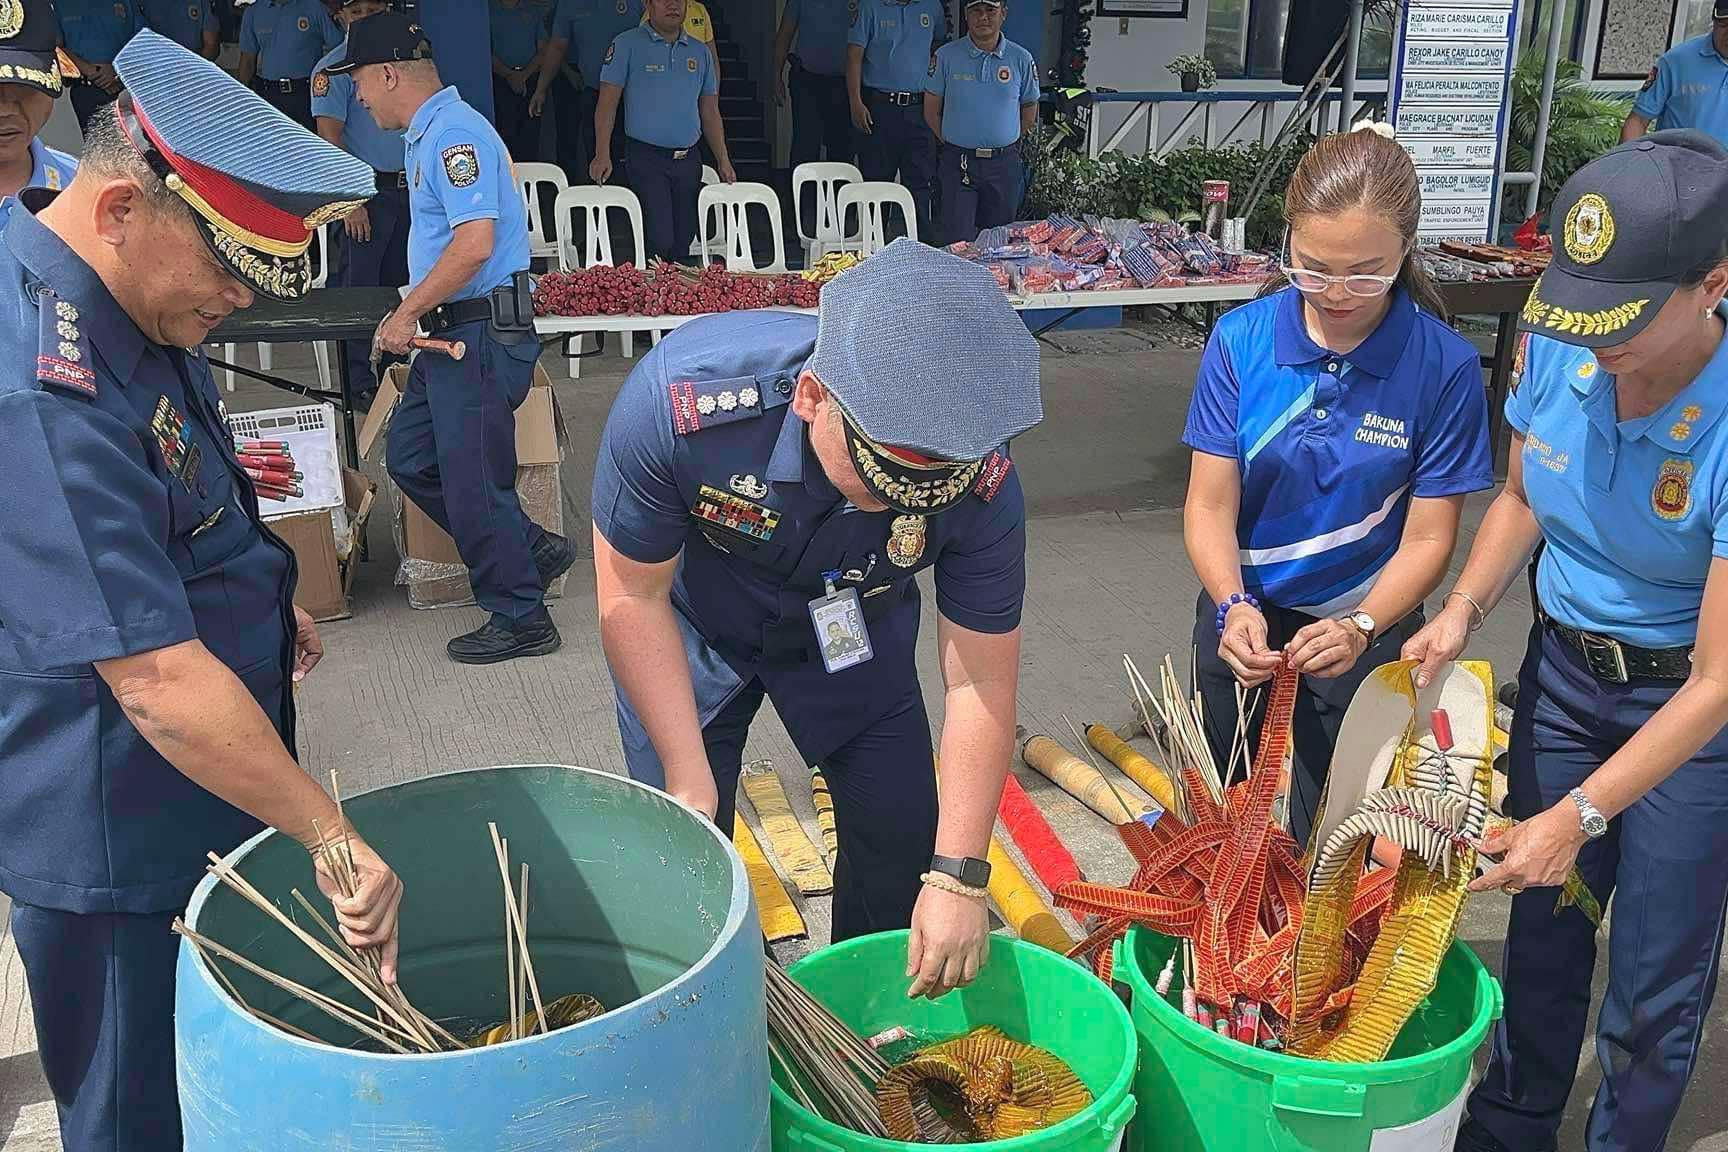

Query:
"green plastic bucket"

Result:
[[1116, 926, 1502, 1152], [771, 931, 1139, 1152]]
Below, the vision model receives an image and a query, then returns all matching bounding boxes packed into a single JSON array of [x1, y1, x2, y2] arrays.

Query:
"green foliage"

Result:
[[1023, 137, 1311, 250], [1167, 55, 1218, 88], [1500, 51, 1632, 232]]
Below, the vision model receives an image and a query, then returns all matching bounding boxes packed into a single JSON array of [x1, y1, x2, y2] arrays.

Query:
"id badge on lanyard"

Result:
[[809, 569, 874, 674]]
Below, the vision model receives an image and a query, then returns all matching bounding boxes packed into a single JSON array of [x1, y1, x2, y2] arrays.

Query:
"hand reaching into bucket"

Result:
[[907, 885, 989, 1000], [315, 833, 405, 985]]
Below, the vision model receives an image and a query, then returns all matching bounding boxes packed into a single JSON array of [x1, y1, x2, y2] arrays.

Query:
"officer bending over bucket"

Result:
[[592, 238, 1042, 998]]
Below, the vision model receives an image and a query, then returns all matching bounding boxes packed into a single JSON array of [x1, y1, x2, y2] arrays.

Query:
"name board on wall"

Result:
[[1388, 0, 1522, 243]]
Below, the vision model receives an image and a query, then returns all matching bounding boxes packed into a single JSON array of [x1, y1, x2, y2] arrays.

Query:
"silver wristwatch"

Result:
[[1570, 787, 1608, 838], [1343, 610, 1377, 643]]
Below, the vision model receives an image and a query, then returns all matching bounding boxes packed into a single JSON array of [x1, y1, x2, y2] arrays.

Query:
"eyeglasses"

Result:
[[1280, 232, 1402, 298]]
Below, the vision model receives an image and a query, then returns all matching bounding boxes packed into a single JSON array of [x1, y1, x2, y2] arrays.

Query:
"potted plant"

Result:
[[1167, 55, 1216, 93]]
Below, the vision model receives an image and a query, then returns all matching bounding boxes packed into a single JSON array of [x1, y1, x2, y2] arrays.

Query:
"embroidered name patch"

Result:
[[694, 484, 780, 540], [442, 144, 480, 188]]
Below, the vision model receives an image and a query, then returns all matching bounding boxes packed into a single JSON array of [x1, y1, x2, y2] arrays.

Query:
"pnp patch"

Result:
[[442, 144, 480, 188]]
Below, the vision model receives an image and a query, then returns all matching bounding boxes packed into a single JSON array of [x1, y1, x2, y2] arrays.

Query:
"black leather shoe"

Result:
[[532, 532, 575, 589], [1454, 1118, 1523, 1152], [447, 614, 561, 665]]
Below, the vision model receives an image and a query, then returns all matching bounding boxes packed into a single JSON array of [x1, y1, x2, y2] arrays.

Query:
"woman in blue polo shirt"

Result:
[[1183, 125, 1493, 849], [1405, 131, 1728, 1152]]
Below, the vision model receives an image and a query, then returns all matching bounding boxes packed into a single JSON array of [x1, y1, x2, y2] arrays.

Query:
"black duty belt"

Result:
[[869, 88, 920, 106], [424, 297, 494, 334], [374, 169, 408, 191], [949, 141, 1019, 159], [1541, 611, 1692, 683], [258, 77, 308, 93], [628, 138, 696, 160]]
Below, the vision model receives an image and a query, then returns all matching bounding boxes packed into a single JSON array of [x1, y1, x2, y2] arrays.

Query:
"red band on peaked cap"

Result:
[[129, 100, 312, 248]]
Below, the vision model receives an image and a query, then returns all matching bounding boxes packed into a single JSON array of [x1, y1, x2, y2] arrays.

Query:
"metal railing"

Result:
[[1085, 87, 1389, 159]]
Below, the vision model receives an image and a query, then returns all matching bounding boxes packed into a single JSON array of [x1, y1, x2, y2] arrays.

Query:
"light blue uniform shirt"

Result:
[[489, 0, 547, 71], [404, 86, 531, 300], [57, 0, 139, 64], [240, 0, 341, 80], [848, 0, 943, 93], [786, 0, 851, 76], [138, 0, 215, 53], [599, 23, 717, 150], [1634, 34, 1728, 147], [1509, 322, 1728, 647], [26, 138, 77, 193], [312, 44, 405, 173], [1184, 287, 1493, 616], [924, 34, 1039, 149], [552, 0, 643, 90]]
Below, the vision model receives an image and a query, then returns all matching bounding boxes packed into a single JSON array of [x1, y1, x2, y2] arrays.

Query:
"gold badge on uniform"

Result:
[[0, 0, 24, 39], [998, 66, 1012, 82], [312, 71, 329, 97], [687, 56, 698, 71], [886, 514, 926, 567], [297, 14, 309, 30], [1564, 193, 1614, 266], [1653, 458, 1694, 521]]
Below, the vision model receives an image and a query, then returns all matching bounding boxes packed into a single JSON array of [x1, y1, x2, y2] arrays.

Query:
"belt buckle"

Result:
[[672, 148, 689, 160], [976, 147, 995, 158], [279, 79, 295, 92], [1580, 633, 1629, 684]]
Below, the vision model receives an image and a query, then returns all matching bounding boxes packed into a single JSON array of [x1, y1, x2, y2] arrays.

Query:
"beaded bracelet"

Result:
[[920, 872, 988, 902], [1215, 591, 1262, 636]]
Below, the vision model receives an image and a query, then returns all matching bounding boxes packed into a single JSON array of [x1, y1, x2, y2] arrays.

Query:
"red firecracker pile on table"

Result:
[[533, 261, 822, 318]]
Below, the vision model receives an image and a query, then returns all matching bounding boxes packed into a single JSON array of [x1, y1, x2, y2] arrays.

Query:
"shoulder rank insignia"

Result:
[[972, 450, 1013, 502], [669, 377, 764, 435], [36, 289, 95, 398]]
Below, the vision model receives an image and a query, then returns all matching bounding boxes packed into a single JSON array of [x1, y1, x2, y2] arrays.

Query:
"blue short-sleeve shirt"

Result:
[[1183, 286, 1493, 616], [925, 35, 1039, 149], [786, 0, 851, 77], [404, 86, 531, 299], [489, 0, 548, 70], [552, 0, 643, 89], [1508, 321, 1728, 647], [138, 0, 215, 53], [240, 0, 341, 80], [848, 0, 943, 93], [591, 310, 1025, 763], [57, 0, 139, 65], [599, 23, 717, 150], [27, 138, 78, 193], [1633, 34, 1728, 147], [312, 45, 406, 173]]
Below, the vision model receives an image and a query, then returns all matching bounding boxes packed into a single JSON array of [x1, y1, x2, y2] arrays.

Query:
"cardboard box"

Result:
[[362, 363, 569, 610], [268, 467, 376, 622]]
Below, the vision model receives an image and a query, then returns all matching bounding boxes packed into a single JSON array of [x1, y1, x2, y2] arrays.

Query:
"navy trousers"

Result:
[[335, 182, 411, 398], [626, 138, 703, 265], [11, 904, 182, 1152], [491, 75, 537, 163], [1460, 624, 1728, 1152], [859, 94, 935, 243], [938, 142, 1023, 247], [1190, 593, 1421, 851], [385, 319, 547, 621], [790, 64, 854, 168]]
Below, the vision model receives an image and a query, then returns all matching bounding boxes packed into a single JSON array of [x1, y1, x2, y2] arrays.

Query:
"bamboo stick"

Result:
[[488, 825, 547, 1032]]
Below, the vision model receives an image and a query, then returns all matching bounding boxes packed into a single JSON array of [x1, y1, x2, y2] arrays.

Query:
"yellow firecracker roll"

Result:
[[1020, 732, 1151, 825], [741, 767, 833, 895], [732, 815, 806, 942], [810, 767, 839, 865], [987, 836, 1074, 953], [1085, 724, 1179, 814]]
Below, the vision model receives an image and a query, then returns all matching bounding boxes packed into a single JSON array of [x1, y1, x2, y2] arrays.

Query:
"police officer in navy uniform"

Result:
[[772, 0, 855, 168], [331, 12, 574, 663], [488, 0, 547, 162], [313, 0, 409, 406], [0, 29, 404, 1152], [237, 0, 342, 129], [533, 0, 642, 188], [925, 0, 1037, 246], [139, 0, 219, 58], [1403, 133, 1728, 1152], [593, 238, 1041, 996], [0, 0, 79, 197], [56, 0, 136, 134], [593, 0, 735, 264], [847, 0, 943, 241]]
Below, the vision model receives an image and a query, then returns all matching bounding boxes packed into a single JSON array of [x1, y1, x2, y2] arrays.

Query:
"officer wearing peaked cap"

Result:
[[0, 0, 79, 197], [0, 30, 403, 1152], [593, 238, 1042, 997]]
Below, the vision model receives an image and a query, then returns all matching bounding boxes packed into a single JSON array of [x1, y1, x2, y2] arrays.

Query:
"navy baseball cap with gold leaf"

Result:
[[1521, 130, 1728, 349], [0, 0, 67, 97], [112, 29, 376, 301]]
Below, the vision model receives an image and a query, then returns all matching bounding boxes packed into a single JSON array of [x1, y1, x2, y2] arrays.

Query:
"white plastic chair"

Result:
[[223, 221, 332, 393], [690, 164, 726, 259], [836, 182, 917, 256], [515, 161, 570, 266], [551, 184, 653, 377], [792, 161, 864, 264], [697, 182, 788, 273]]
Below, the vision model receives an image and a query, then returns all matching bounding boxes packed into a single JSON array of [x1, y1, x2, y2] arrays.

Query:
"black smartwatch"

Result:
[[930, 854, 992, 888]]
